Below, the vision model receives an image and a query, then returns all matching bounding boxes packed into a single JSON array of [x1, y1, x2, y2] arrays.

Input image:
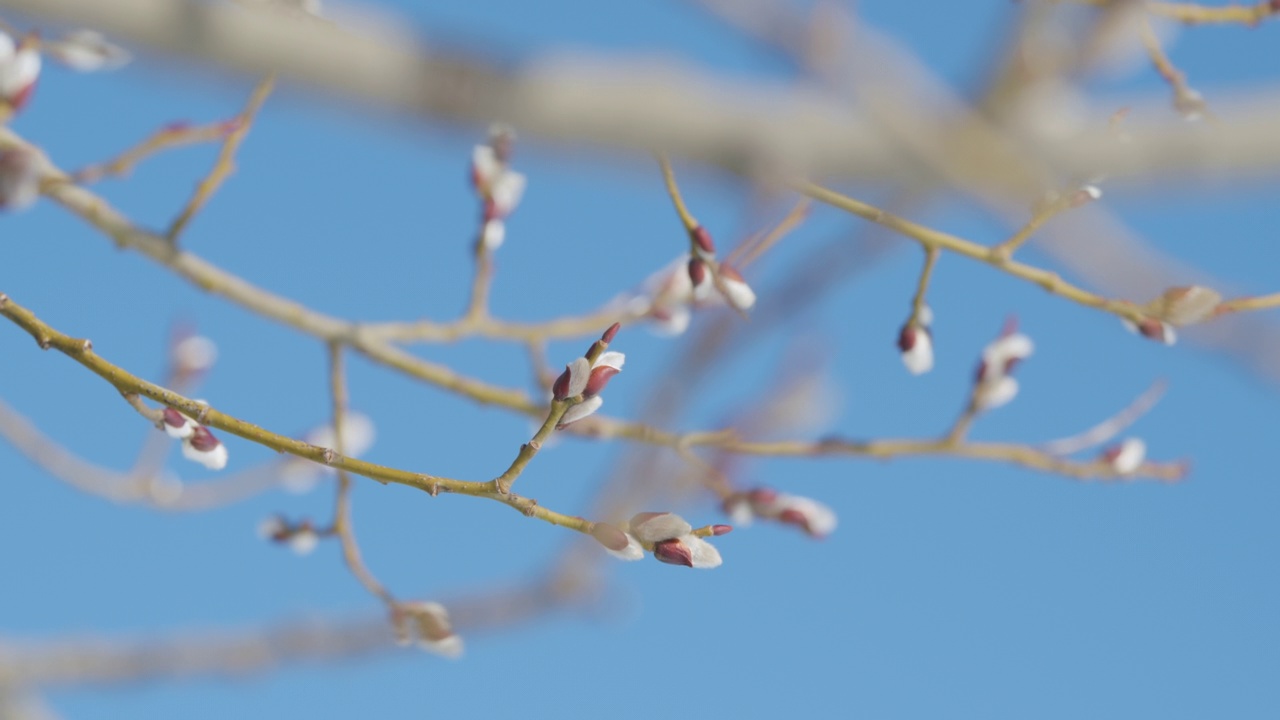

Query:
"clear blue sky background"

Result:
[[2, 1, 1278, 718]]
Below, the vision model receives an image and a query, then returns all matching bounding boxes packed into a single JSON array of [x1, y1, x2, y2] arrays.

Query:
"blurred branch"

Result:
[[0, 395, 297, 510], [4, 0, 1280, 187], [0, 575, 585, 689], [165, 73, 275, 243]]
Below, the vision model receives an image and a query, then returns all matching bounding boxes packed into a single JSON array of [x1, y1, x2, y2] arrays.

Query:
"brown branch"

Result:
[[166, 74, 276, 243], [326, 342, 395, 605]]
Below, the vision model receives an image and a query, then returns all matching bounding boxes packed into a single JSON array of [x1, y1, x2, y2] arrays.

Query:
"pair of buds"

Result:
[[551, 323, 624, 428]]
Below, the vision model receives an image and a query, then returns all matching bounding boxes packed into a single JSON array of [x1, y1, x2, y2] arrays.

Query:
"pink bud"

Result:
[[898, 323, 934, 376], [710, 524, 733, 536], [188, 425, 220, 452], [582, 364, 619, 397], [1102, 437, 1147, 474], [687, 257, 708, 288], [161, 407, 196, 439], [1124, 317, 1177, 346], [182, 425, 228, 470], [600, 322, 621, 344], [552, 366, 573, 400], [653, 538, 694, 567], [778, 508, 811, 533], [691, 226, 716, 255]]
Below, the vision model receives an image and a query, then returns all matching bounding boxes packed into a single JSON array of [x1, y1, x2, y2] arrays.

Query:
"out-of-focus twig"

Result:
[[166, 74, 276, 243]]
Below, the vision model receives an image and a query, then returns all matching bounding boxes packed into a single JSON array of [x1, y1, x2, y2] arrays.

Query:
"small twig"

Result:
[[71, 121, 236, 184], [656, 151, 700, 233], [327, 342, 395, 606], [1214, 292, 1280, 316], [729, 199, 811, 270], [794, 180, 1152, 325], [1040, 380, 1167, 456], [165, 74, 276, 244], [989, 193, 1072, 261], [910, 246, 940, 323], [463, 239, 494, 321], [1137, 15, 1213, 121]]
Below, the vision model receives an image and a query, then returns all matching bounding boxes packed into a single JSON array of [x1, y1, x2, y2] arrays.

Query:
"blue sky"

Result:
[[2, 1, 1279, 718]]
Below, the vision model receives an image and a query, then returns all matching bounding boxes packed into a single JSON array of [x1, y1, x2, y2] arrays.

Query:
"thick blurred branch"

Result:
[[4, 0, 1280, 187]]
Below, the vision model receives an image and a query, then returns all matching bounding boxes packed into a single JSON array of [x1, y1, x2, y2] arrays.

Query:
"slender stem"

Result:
[[328, 342, 395, 605], [166, 74, 276, 243], [490, 402, 568, 495], [656, 152, 699, 233], [72, 120, 234, 184], [464, 239, 494, 321], [990, 194, 1071, 260], [910, 246, 939, 322], [1215, 292, 1280, 315], [732, 200, 810, 270], [794, 180, 1149, 324]]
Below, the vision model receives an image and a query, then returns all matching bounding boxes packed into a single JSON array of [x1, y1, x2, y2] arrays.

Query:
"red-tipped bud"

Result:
[[162, 408, 187, 429], [600, 322, 621, 344], [897, 324, 918, 353], [691, 226, 715, 256], [1101, 437, 1147, 474], [898, 322, 934, 376], [583, 364, 620, 397], [687, 257, 708, 288], [778, 508, 811, 532], [653, 538, 694, 567], [710, 524, 733, 536], [188, 425, 220, 452], [552, 365, 573, 400], [1124, 317, 1177, 346]]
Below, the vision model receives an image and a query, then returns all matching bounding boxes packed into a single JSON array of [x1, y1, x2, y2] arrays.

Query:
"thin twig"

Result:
[[327, 342, 395, 605], [166, 74, 276, 243]]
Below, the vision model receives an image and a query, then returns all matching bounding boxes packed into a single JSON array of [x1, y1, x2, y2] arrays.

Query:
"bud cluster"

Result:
[[391, 601, 463, 659], [897, 305, 935, 376], [257, 515, 320, 555], [469, 124, 526, 251], [551, 323, 624, 428], [590, 511, 730, 569], [161, 406, 229, 470], [722, 487, 838, 538], [973, 318, 1034, 411], [632, 246, 758, 336]]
